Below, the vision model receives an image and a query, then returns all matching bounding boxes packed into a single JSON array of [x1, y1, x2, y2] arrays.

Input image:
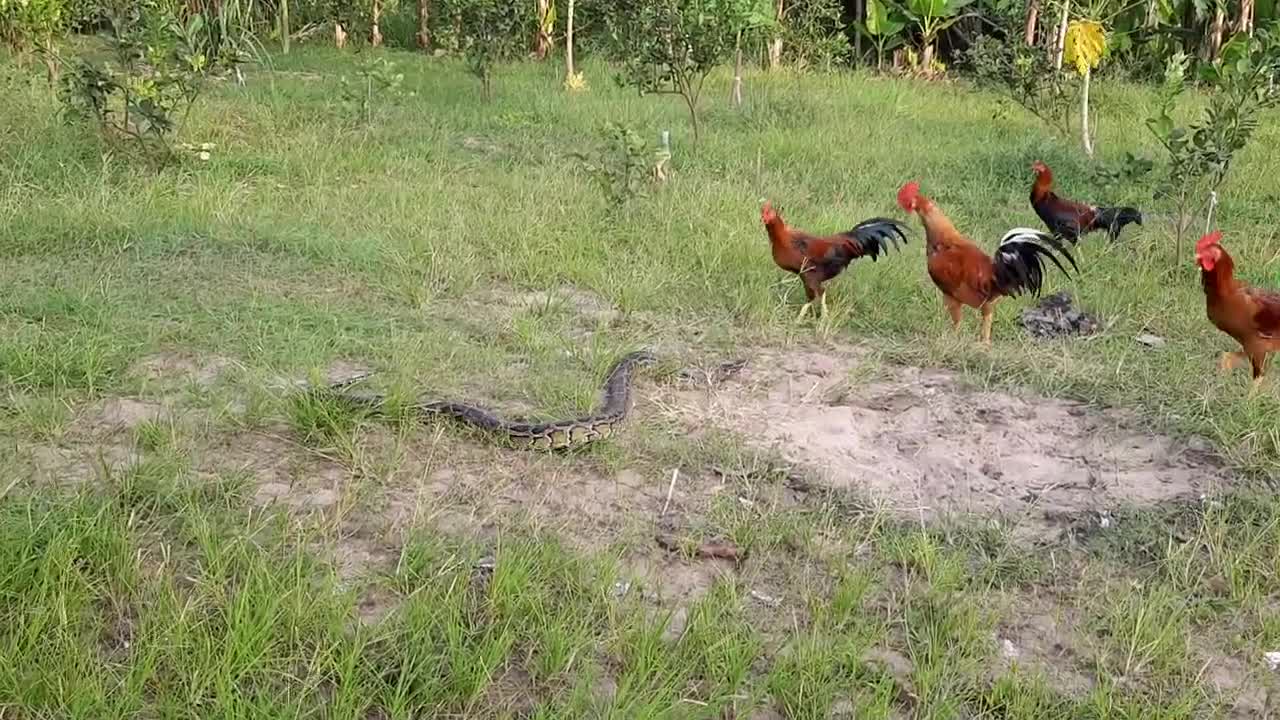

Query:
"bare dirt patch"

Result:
[[665, 345, 1232, 540], [131, 350, 236, 388]]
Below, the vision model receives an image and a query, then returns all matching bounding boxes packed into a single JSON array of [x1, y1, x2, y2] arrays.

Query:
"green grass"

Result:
[[2, 45, 1280, 717]]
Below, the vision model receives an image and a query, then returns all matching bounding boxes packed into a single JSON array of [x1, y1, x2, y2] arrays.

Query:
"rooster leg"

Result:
[[797, 273, 824, 321], [1218, 351, 1248, 372], [979, 302, 996, 345], [943, 296, 963, 332], [1248, 353, 1268, 396]]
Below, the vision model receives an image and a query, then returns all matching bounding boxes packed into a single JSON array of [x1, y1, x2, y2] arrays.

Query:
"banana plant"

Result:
[[854, 0, 907, 70], [902, 0, 976, 72]]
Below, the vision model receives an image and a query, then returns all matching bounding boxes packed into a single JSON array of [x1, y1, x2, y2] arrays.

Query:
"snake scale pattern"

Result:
[[329, 350, 656, 450]]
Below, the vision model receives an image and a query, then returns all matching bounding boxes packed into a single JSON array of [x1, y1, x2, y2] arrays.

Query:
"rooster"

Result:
[[761, 201, 909, 320], [1030, 161, 1142, 243], [897, 181, 1078, 344], [1196, 230, 1280, 393]]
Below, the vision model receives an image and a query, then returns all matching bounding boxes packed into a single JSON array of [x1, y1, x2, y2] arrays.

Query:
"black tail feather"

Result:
[[1092, 206, 1142, 240], [991, 229, 1079, 298], [840, 217, 910, 261]]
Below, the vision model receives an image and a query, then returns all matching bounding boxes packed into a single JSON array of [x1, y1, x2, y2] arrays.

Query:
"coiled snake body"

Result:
[[330, 351, 655, 450]]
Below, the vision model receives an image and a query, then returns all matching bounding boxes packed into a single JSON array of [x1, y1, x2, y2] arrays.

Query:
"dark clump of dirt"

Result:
[[1020, 291, 1101, 339]]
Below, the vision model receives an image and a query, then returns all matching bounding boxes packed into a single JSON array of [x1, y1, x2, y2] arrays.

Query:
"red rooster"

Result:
[[1030, 161, 1142, 243], [761, 202, 909, 319], [897, 181, 1078, 344], [1196, 231, 1280, 393]]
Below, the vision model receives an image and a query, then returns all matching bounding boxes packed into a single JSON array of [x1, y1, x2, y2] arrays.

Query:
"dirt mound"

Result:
[[1020, 291, 1101, 339], [667, 346, 1230, 539]]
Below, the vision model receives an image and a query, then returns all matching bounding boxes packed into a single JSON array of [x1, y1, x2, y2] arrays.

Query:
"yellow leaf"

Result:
[[1064, 20, 1106, 76], [563, 71, 588, 92]]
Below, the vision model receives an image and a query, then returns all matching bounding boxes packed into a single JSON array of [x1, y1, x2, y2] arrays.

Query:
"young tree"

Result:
[[1063, 18, 1105, 156], [1147, 34, 1280, 258], [604, 0, 744, 139], [730, 0, 774, 106], [902, 0, 976, 73], [563, 0, 585, 90], [457, 0, 524, 99], [279, 0, 291, 53], [855, 0, 907, 70], [767, 0, 784, 68]]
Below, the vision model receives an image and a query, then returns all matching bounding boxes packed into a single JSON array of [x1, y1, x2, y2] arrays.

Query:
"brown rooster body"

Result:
[[1196, 231, 1280, 392], [761, 202, 909, 319], [1030, 161, 1142, 243], [897, 181, 1078, 344]]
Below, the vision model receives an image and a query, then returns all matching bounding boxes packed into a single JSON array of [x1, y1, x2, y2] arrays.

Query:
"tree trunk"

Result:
[[1024, 0, 1040, 45], [1237, 0, 1254, 34], [684, 91, 701, 141], [564, 0, 578, 88], [854, 0, 865, 58], [768, 0, 785, 69], [1204, 4, 1225, 61], [416, 0, 431, 50], [731, 32, 743, 107], [921, 42, 935, 73], [535, 0, 553, 59], [1052, 0, 1070, 71], [279, 0, 291, 53], [371, 0, 383, 47], [1080, 66, 1093, 157], [335, 22, 348, 48], [41, 35, 59, 87]]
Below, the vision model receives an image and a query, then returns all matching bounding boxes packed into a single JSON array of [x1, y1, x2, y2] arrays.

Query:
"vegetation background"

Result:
[[2, 0, 1280, 717]]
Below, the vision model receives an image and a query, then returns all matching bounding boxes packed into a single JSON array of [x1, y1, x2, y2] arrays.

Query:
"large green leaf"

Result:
[[866, 0, 906, 36], [908, 0, 973, 19]]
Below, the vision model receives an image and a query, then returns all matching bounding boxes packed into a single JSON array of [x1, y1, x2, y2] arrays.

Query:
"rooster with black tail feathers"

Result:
[[897, 181, 1079, 345]]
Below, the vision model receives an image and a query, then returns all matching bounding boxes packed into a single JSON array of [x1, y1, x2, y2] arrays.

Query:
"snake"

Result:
[[326, 350, 656, 450]]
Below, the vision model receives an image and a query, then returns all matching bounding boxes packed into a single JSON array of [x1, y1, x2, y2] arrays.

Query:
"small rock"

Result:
[[254, 482, 292, 501], [1135, 333, 1166, 348], [1001, 638, 1018, 659], [828, 698, 854, 718], [301, 489, 339, 507], [1265, 651, 1280, 671], [662, 607, 688, 642], [612, 581, 631, 598], [749, 590, 781, 607]]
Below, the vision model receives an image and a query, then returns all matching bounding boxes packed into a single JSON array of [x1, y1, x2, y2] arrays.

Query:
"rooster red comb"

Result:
[[897, 182, 920, 211], [1196, 230, 1223, 252]]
